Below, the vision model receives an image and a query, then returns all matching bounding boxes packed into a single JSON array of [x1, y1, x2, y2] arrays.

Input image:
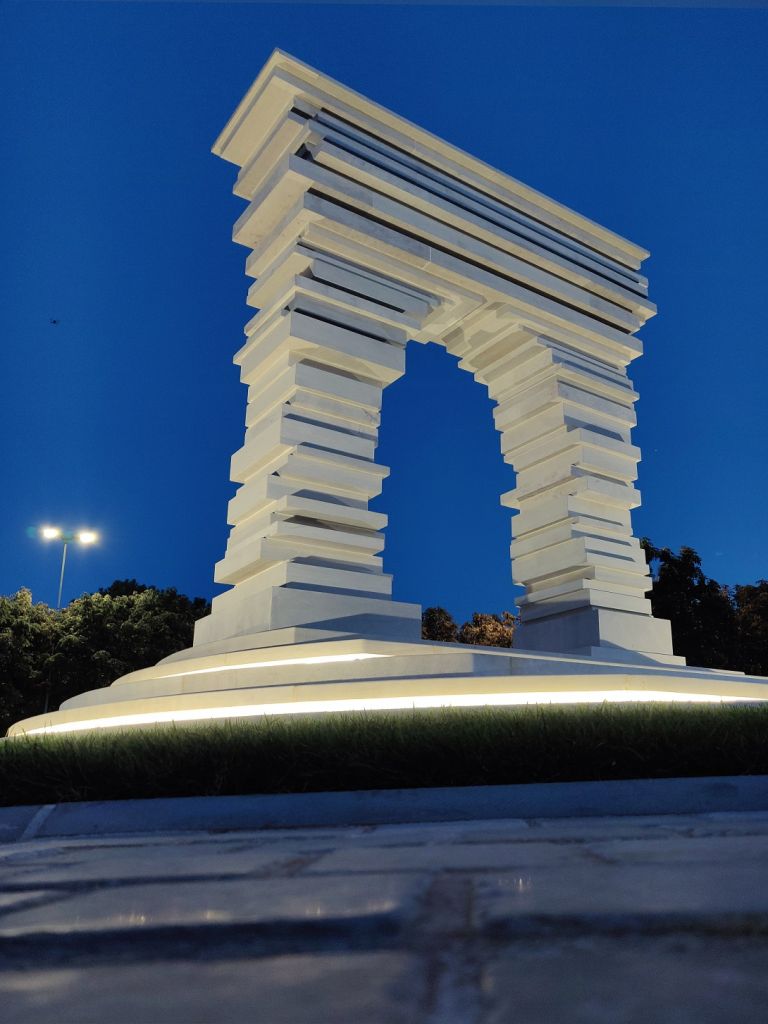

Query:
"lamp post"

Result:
[[38, 526, 99, 608]]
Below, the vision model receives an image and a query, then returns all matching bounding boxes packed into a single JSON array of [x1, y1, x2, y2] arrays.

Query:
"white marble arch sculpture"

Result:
[[199, 51, 673, 663], [10, 52, 768, 736]]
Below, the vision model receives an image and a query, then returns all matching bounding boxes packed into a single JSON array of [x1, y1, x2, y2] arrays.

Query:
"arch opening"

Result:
[[372, 340, 520, 626]]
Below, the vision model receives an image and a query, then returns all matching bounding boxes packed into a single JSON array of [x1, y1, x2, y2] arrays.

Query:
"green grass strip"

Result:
[[2, 704, 768, 807]]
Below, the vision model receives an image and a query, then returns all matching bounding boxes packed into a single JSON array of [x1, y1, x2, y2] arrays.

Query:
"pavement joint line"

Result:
[[417, 874, 483, 1024], [4, 911, 768, 972], [0, 916, 406, 968], [0, 872, 290, 894], [482, 912, 768, 939], [17, 804, 55, 842]]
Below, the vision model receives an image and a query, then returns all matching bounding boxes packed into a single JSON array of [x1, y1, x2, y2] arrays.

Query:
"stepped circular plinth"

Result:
[[9, 632, 768, 737]]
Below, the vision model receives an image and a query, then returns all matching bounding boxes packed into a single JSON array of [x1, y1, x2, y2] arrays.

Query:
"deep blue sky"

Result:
[[2, 3, 767, 624]]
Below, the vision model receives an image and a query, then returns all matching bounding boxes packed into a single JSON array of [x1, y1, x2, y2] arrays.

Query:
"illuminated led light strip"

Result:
[[19, 689, 760, 736], [151, 652, 388, 680]]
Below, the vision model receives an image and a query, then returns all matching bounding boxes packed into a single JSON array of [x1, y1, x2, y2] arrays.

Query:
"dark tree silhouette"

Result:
[[733, 581, 768, 677], [642, 540, 738, 669], [0, 582, 210, 733], [421, 606, 459, 642], [458, 611, 516, 648]]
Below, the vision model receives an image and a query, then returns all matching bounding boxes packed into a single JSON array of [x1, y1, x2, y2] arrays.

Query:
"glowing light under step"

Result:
[[19, 689, 759, 736], [159, 652, 388, 679]]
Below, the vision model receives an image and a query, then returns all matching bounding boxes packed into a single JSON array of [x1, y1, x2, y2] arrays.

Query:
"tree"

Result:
[[0, 581, 210, 734], [50, 582, 210, 708], [642, 540, 738, 670], [458, 611, 516, 648], [733, 581, 768, 677], [98, 579, 151, 598], [421, 606, 459, 642], [0, 590, 57, 727]]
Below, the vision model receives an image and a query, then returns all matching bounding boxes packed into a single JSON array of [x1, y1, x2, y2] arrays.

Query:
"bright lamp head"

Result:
[[40, 526, 62, 541], [76, 530, 98, 545]]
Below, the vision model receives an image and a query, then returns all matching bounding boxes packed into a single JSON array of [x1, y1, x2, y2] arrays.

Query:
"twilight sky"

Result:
[[1, 2, 767, 625]]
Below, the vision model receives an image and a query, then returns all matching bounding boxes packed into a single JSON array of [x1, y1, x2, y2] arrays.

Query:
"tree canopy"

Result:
[[641, 541, 738, 670], [421, 606, 459, 643], [0, 581, 209, 734], [640, 541, 768, 674], [422, 607, 516, 647], [733, 581, 768, 678]]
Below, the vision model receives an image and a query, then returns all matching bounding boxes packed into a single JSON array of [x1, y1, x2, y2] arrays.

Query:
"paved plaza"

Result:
[[2, 800, 768, 1022]]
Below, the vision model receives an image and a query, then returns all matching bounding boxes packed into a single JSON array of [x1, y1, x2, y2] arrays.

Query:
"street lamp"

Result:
[[37, 526, 100, 608]]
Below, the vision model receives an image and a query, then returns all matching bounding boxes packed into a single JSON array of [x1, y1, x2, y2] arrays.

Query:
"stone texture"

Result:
[[3, 809, 768, 1021], [0, 871, 422, 936], [483, 936, 768, 1024], [475, 860, 768, 923], [0, 836, 333, 886], [0, 953, 425, 1024], [585, 833, 768, 865], [306, 838, 587, 874]]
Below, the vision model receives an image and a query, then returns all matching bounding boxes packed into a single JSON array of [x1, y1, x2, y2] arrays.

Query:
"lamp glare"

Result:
[[77, 530, 98, 545], [41, 526, 62, 541]]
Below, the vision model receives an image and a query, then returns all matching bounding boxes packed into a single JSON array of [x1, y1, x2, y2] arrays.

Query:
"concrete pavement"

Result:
[[2, 780, 768, 1021]]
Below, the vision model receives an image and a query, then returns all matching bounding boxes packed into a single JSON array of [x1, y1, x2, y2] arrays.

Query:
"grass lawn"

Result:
[[2, 703, 767, 807]]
